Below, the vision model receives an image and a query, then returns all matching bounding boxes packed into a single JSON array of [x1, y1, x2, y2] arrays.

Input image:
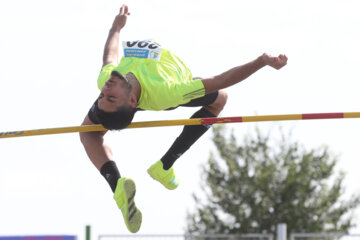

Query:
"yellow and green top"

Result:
[[97, 40, 205, 111]]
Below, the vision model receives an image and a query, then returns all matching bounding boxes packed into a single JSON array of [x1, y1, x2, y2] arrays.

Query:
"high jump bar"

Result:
[[1, 112, 360, 139]]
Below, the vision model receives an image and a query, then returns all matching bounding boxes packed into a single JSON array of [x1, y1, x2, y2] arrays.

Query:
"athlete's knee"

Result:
[[205, 90, 227, 115], [214, 90, 228, 110]]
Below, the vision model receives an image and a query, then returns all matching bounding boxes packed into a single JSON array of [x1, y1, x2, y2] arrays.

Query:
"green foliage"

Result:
[[186, 126, 360, 236]]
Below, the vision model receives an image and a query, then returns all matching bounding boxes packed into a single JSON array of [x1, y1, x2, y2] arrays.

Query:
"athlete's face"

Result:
[[97, 74, 132, 112]]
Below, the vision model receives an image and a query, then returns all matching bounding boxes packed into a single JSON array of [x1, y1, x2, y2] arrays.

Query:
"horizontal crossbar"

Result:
[[1, 112, 359, 139]]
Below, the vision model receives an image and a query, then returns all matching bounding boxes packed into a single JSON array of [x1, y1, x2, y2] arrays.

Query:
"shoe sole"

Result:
[[122, 179, 142, 233]]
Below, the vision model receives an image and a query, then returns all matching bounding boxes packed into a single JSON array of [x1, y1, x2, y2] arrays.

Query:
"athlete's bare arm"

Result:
[[201, 53, 287, 94], [79, 116, 111, 170], [79, 5, 130, 170], [102, 4, 130, 67]]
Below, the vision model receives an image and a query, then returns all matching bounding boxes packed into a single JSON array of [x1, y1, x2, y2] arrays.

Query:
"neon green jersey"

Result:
[[97, 40, 205, 111]]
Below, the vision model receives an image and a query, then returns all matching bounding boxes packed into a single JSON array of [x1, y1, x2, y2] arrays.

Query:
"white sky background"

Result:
[[1, 0, 360, 238]]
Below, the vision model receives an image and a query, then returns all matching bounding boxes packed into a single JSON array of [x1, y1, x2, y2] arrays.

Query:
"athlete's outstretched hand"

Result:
[[262, 53, 288, 70], [112, 4, 131, 31]]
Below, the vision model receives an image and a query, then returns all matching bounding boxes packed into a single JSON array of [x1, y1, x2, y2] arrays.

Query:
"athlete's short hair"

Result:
[[88, 99, 136, 130]]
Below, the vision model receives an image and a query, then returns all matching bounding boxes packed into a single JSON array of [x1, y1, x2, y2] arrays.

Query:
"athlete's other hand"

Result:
[[261, 53, 288, 70], [112, 4, 130, 31]]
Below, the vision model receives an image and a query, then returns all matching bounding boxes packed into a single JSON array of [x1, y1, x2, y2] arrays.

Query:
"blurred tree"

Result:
[[186, 125, 360, 236]]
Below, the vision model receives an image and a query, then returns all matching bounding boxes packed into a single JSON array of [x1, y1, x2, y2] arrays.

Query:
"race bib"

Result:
[[122, 40, 162, 61]]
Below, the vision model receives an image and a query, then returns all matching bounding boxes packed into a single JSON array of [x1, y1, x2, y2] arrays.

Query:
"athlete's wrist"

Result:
[[109, 26, 122, 33], [257, 54, 268, 68]]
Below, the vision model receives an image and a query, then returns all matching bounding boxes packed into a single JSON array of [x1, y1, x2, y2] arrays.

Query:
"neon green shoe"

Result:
[[147, 160, 179, 190], [113, 178, 142, 233]]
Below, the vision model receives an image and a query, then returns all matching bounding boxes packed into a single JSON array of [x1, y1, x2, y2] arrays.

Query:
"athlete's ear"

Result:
[[128, 93, 137, 108]]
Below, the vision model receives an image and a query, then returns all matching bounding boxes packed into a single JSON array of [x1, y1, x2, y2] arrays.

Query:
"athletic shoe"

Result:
[[147, 160, 179, 190], [113, 178, 142, 233]]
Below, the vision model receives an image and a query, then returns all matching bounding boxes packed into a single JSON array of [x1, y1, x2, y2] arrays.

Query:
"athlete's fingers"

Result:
[[120, 4, 127, 15], [278, 54, 288, 65], [122, 5, 130, 16]]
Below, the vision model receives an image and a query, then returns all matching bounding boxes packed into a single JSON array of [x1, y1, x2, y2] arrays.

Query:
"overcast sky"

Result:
[[1, 0, 360, 238]]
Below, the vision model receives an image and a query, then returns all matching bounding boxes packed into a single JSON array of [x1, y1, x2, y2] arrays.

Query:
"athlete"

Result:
[[79, 4, 287, 233]]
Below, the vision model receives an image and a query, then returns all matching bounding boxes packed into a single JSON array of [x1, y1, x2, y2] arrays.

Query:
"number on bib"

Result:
[[123, 40, 162, 61]]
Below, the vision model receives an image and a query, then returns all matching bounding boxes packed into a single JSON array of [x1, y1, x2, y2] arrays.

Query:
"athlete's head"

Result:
[[91, 71, 137, 130]]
